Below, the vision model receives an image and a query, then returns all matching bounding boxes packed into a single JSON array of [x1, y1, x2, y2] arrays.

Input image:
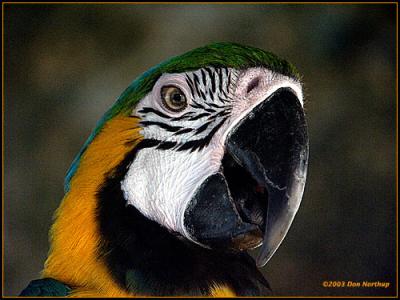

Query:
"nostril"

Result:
[[246, 77, 261, 94]]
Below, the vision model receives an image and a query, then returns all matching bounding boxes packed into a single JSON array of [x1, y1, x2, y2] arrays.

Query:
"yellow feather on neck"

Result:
[[42, 114, 236, 297], [42, 115, 142, 297]]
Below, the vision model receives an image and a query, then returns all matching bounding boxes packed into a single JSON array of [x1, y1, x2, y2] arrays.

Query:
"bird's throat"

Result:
[[95, 140, 270, 296]]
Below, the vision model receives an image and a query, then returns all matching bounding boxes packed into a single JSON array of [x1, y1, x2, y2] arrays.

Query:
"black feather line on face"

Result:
[[138, 107, 172, 119], [188, 112, 211, 121], [190, 101, 203, 109], [218, 68, 223, 93], [198, 116, 228, 146], [185, 75, 195, 98], [96, 140, 271, 296], [218, 96, 227, 104], [204, 67, 216, 93], [176, 116, 229, 152], [193, 73, 201, 97], [140, 121, 183, 132], [137, 114, 227, 153], [207, 102, 225, 109], [173, 128, 194, 136], [201, 69, 207, 86], [220, 87, 229, 99], [194, 120, 213, 135], [227, 70, 232, 90], [208, 89, 214, 101], [138, 107, 196, 122], [206, 110, 231, 122], [156, 141, 178, 150], [203, 107, 216, 113], [170, 112, 195, 121], [139, 107, 230, 153], [134, 116, 225, 152], [199, 89, 207, 100]]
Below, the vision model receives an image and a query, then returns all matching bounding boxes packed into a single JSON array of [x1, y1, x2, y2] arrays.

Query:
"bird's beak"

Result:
[[226, 88, 309, 267], [184, 88, 308, 267]]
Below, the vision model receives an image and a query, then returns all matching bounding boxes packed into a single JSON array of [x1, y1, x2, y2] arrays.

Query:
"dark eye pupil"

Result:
[[172, 92, 182, 103]]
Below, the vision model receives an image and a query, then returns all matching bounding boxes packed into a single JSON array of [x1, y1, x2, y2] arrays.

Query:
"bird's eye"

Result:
[[161, 85, 187, 112]]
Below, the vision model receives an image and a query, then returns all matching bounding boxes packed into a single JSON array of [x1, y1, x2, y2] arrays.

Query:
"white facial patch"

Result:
[[120, 67, 303, 241], [121, 144, 223, 232]]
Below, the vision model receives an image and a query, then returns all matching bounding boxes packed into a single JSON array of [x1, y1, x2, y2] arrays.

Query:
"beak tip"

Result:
[[256, 251, 271, 268]]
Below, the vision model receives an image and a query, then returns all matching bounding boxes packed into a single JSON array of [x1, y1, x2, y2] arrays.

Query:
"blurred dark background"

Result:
[[4, 4, 396, 296]]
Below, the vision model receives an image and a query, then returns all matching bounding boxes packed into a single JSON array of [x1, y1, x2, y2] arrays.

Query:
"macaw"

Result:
[[20, 42, 309, 297]]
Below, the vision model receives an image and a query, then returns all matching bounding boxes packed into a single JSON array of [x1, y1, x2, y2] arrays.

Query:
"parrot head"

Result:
[[45, 42, 308, 296]]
